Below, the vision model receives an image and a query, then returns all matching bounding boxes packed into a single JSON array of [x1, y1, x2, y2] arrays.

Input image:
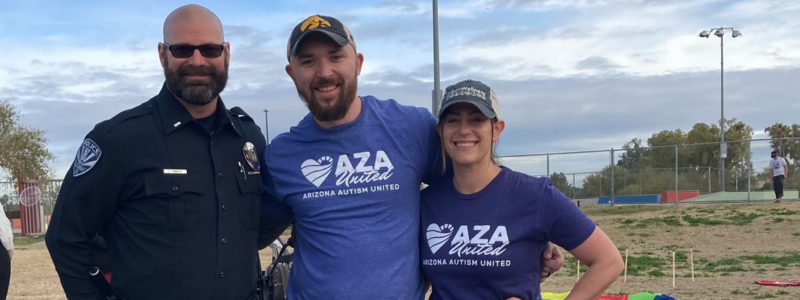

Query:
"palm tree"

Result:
[[764, 123, 793, 160]]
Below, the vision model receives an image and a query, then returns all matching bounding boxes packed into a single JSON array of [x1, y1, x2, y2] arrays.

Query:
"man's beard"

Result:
[[297, 75, 357, 122], [164, 59, 228, 105]]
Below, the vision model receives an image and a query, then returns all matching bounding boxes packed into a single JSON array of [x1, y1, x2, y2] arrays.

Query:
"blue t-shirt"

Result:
[[261, 96, 442, 300], [420, 167, 596, 300]]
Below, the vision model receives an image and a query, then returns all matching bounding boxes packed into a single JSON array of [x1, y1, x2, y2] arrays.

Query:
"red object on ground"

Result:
[[598, 295, 628, 300], [660, 190, 700, 203], [754, 280, 800, 287]]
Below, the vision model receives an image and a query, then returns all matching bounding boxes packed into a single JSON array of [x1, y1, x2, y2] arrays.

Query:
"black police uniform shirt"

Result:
[[45, 83, 267, 300]]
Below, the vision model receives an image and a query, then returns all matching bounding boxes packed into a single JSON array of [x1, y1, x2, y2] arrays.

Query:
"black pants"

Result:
[[0, 249, 9, 300], [773, 175, 785, 199]]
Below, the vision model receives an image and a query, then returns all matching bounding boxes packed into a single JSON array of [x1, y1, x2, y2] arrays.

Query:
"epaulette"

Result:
[[229, 106, 255, 123], [93, 100, 155, 134]]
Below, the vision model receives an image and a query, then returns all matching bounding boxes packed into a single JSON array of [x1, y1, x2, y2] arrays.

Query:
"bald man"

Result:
[[45, 4, 267, 300]]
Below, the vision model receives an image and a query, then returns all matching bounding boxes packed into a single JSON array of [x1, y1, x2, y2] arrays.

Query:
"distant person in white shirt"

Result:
[[0, 203, 13, 300], [769, 150, 788, 203]]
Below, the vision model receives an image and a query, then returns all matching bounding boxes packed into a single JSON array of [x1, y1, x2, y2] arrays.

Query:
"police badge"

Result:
[[243, 142, 260, 175]]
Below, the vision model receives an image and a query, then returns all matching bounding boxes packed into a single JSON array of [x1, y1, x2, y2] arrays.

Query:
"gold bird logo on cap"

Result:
[[301, 15, 331, 32]]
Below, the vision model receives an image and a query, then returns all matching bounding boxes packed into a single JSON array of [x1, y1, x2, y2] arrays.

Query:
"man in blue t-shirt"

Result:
[[257, 15, 564, 300]]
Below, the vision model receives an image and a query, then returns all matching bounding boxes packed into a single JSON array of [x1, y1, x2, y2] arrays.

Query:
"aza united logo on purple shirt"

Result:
[[299, 150, 400, 200], [424, 223, 511, 267]]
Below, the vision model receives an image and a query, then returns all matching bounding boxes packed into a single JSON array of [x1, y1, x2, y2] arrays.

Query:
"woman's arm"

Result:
[[563, 226, 624, 300]]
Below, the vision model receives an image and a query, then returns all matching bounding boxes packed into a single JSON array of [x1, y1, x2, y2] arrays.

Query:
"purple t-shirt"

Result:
[[420, 167, 597, 300]]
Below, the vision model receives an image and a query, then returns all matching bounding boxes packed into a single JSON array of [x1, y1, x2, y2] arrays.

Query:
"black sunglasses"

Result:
[[164, 43, 226, 59]]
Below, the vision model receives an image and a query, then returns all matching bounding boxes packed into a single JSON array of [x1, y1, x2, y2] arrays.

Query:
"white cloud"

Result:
[[719, 0, 800, 19], [481, 0, 721, 12], [2, 47, 158, 86], [351, 1, 427, 16], [444, 0, 800, 80], [60, 81, 119, 97], [343, 0, 490, 19]]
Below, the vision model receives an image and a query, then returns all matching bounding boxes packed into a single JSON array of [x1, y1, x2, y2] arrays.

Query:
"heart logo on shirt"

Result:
[[301, 156, 334, 187], [426, 223, 453, 254]]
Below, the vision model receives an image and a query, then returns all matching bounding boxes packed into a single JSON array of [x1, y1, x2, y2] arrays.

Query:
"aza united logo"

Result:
[[426, 223, 509, 257], [301, 150, 394, 188]]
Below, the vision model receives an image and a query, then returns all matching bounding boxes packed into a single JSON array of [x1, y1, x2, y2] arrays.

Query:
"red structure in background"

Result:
[[17, 176, 44, 236], [660, 190, 701, 203]]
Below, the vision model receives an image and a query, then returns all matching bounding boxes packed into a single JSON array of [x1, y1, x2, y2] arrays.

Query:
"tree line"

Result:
[[1, 98, 54, 182], [548, 119, 800, 198]]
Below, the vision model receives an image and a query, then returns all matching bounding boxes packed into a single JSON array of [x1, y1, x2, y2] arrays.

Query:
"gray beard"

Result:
[[164, 60, 228, 105]]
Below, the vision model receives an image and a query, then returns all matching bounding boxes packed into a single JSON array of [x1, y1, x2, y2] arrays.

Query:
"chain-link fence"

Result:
[[499, 137, 797, 205], [0, 137, 794, 235]]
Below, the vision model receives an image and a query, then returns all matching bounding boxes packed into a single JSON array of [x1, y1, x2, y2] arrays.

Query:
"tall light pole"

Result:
[[699, 27, 742, 192], [263, 109, 270, 145], [431, 0, 442, 115]]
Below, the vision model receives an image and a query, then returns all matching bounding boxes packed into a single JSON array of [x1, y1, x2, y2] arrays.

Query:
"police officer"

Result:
[[45, 4, 266, 300]]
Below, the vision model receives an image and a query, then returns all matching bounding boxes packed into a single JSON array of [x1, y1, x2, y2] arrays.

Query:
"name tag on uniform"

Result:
[[163, 169, 187, 175]]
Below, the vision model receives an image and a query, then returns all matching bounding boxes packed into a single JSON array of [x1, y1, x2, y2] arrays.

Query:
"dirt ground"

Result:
[[6, 201, 800, 300], [541, 201, 800, 300], [6, 243, 281, 300]]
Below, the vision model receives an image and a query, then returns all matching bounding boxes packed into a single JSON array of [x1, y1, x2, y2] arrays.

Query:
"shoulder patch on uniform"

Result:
[[73, 139, 102, 177]]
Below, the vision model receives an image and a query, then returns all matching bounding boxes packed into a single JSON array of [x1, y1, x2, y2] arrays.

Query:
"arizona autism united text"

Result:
[[422, 259, 512, 267], [302, 184, 401, 199]]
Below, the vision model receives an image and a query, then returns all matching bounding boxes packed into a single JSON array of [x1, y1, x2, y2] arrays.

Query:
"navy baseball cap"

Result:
[[437, 79, 500, 120], [286, 15, 357, 60]]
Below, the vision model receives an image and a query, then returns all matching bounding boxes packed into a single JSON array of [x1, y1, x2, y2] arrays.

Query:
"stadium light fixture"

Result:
[[698, 27, 742, 192]]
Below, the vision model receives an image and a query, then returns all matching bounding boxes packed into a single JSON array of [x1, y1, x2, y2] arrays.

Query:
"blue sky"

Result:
[[1, 0, 799, 180]]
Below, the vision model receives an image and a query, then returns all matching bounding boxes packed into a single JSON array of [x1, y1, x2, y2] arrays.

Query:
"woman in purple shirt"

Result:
[[420, 79, 624, 300]]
